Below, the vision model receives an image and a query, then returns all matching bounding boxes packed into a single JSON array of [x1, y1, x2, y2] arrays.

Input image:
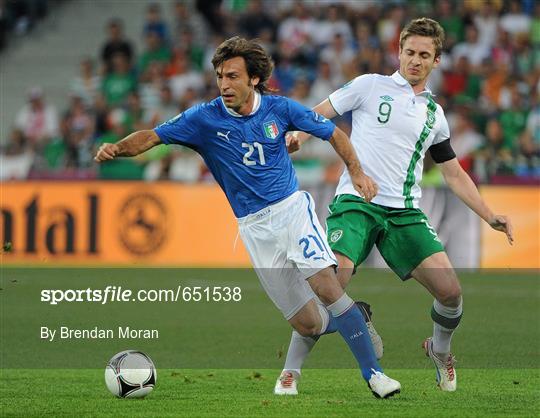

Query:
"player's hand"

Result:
[[94, 143, 120, 162], [488, 215, 514, 245], [286, 132, 301, 154], [351, 172, 378, 202]]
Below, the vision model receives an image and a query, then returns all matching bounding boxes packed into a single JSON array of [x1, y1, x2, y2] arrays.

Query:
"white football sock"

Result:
[[282, 301, 330, 374], [282, 330, 318, 375], [432, 322, 454, 356], [432, 298, 462, 355], [317, 302, 330, 334], [326, 293, 354, 317]]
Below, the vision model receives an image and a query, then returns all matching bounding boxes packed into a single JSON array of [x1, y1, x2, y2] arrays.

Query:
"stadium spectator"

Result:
[[352, 20, 380, 53], [100, 18, 134, 73], [513, 34, 537, 77], [491, 27, 514, 68], [0, 128, 34, 180], [125, 92, 146, 132], [377, 4, 405, 58], [143, 85, 178, 128], [14, 87, 59, 152], [312, 4, 352, 47], [237, 0, 276, 40], [195, 0, 224, 36], [93, 93, 109, 138], [273, 40, 304, 95], [178, 87, 201, 110], [475, 118, 514, 180], [500, 0, 531, 39], [481, 62, 510, 110], [320, 33, 355, 84], [172, 1, 207, 46], [175, 29, 205, 71], [499, 88, 529, 150], [442, 55, 470, 98], [452, 24, 491, 70], [142, 3, 169, 44], [168, 148, 204, 182], [437, 0, 464, 50], [288, 77, 312, 106], [94, 108, 145, 180], [138, 30, 172, 78], [446, 112, 484, 174], [70, 57, 101, 108], [308, 60, 339, 106], [102, 53, 137, 107], [61, 94, 95, 168], [518, 100, 540, 175], [277, 1, 316, 54], [473, 1, 500, 49], [168, 49, 205, 101], [139, 61, 167, 112]]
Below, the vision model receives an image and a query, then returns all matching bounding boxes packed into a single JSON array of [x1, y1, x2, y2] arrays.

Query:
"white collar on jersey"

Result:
[[222, 90, 261, 117], [391, 71, 433, 96]]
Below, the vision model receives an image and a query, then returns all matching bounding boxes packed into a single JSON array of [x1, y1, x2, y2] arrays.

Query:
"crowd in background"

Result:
[[2, 0, 539, 186]]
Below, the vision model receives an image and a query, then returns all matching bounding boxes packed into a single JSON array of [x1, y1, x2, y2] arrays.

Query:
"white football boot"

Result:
[[274, 370, 298, 395], [356, 301, 384, 360], [423, 337, 457, 391], [368, 369, 401, 399]]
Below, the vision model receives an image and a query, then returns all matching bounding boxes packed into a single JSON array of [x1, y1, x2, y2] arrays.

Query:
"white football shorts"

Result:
[[238, 191, 337, 320]]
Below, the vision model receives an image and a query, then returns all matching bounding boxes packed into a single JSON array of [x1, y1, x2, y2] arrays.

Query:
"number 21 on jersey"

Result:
[[242, 142, 266, 166]]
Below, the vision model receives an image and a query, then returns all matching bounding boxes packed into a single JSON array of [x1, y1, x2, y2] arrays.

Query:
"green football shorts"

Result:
[[326, 194, 445, 280]]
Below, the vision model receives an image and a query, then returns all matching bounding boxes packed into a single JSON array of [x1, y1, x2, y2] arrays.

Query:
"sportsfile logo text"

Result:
[[40, 286, 242, 305]]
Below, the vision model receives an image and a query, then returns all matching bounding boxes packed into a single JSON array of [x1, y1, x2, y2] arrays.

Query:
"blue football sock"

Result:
[[324, 314, 338, 334], [328, 294, 382, 381]]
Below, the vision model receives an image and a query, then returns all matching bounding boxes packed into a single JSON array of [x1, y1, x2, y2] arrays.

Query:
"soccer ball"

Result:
[[104, 350, 157, 398]]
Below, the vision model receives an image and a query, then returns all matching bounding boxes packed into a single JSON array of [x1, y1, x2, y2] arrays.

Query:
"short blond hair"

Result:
[[399, 18, 445, 58]]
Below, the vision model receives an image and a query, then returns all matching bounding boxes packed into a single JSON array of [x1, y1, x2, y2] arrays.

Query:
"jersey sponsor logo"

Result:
[[216, 130, 231, 141], [380, 95, 394, 101], [263, 120, 279, 139], [329, 229, 343, 243]]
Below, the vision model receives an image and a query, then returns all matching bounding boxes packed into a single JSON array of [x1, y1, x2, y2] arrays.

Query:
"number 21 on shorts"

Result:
[[299, 234, 327, 261]]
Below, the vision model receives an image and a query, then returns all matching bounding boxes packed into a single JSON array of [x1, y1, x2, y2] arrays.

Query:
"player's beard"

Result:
[[229, 81, 255, 113]]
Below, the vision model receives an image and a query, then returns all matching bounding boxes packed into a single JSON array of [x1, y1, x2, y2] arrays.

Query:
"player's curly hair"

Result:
[[399, 18, 445, 58], [211, 36, 274, 94]]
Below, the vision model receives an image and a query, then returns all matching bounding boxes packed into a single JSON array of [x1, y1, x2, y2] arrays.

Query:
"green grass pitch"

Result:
[[1, 268, 539, 417]]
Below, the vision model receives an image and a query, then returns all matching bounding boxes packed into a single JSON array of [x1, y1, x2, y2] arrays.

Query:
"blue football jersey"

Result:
[[154, 94, 336, 218]]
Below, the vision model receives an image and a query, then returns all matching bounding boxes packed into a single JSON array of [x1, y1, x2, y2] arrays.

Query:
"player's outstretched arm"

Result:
[[287, 99, 339, 153], [439, 158, 514, 245], [94, 130, 161, 162], [329, 126, 378, 202]]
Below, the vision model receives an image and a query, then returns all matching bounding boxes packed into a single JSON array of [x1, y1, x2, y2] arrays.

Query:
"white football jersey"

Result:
[[328, 71, 450, 208]]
